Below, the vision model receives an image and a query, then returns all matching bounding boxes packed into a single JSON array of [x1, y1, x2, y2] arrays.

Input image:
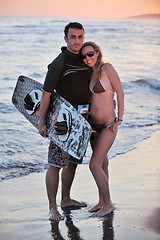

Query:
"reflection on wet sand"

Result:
[[102, 213, 114, 240], [50, 209, 115, 240]]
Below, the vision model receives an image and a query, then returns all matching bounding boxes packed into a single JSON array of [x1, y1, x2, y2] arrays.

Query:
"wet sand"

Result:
[[0, 131, 159, 240]]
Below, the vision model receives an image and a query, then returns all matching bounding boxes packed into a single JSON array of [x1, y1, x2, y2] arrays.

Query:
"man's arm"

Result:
[[39, 91, 52, 137]]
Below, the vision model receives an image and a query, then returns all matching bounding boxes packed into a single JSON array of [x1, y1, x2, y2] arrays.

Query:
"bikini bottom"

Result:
[[92, 122, 106, 133], [87, 115, 106, 133]]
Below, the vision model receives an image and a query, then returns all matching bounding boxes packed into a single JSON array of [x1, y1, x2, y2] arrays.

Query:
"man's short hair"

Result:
[[64, 22, 84, 37]]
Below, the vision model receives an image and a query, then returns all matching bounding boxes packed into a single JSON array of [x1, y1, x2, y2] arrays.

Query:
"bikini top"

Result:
[[90, 79, 114, 94]]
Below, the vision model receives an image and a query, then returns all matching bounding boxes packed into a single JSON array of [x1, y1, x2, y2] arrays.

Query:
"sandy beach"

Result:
[[0, 131, 159, 240]]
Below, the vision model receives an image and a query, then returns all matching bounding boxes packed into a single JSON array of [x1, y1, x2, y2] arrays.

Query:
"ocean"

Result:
[[0, 16, 159, 181]]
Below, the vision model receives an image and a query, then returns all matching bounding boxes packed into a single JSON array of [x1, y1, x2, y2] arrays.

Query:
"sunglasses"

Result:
[[81, 51, 95, 60]]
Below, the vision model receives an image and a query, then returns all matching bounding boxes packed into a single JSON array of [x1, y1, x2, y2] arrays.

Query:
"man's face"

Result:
[[65, 28, 84, 54]]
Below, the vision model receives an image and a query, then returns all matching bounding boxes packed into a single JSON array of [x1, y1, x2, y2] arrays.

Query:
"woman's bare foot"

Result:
[[49, 208, 65, 221], [61, 199, 87, 208], [88, 203, 103, 213], [93, 204, 115, 217]]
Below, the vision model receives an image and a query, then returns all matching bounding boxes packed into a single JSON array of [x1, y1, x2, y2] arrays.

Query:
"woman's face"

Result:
[[81, 45, 98, 68]]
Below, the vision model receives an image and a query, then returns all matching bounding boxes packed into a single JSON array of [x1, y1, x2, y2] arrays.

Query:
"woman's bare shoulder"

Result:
[[101, 63, 115, 75], [102, 62, 113, 71]]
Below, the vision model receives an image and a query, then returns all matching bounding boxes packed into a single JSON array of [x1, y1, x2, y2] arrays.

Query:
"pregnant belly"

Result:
[[90, 108, 115, 124]]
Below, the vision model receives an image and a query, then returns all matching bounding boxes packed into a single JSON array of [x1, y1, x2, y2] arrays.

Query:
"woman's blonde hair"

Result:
[[81, 41, 105, 81]]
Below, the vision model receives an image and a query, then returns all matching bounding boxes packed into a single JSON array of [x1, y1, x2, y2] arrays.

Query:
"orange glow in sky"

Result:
[[0, 0, 160, 18]]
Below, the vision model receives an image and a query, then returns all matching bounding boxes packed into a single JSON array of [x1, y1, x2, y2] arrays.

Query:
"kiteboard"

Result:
[[12, 75, 92, 160]]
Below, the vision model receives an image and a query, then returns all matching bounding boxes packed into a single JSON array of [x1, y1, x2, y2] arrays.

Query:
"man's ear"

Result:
[[64, 36, 67, 43]]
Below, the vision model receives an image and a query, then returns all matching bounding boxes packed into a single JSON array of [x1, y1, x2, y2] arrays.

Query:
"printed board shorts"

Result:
[[48, 141, 83, 168]]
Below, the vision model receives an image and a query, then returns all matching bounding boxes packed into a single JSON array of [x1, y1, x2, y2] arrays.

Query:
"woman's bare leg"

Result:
[[89, 128, 117, 217], [89, 156, 108, 212]]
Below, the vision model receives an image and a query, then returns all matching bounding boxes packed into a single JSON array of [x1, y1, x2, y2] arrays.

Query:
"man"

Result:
[[39, 22, 91, 221]]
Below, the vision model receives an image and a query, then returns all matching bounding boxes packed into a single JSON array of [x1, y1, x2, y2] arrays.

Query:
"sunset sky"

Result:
[[0, 0, 160, 19]]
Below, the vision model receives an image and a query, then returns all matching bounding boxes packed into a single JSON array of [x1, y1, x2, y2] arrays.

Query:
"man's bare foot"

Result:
[[49, 208, 65, 221], [93, 204, 115, 217], [61, 199, 87, 208], [88, 203, 103, 213]]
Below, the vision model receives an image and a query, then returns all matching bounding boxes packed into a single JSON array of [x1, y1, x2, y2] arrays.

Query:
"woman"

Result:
[[81, 42, 124, 217]]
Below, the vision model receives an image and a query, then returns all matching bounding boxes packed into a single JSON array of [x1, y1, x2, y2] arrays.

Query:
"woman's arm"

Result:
[[105, 63, 124, 131], [106, 63, 124, 120]]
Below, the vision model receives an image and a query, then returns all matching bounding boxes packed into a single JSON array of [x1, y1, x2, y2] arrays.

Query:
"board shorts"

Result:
[[48, 141, 83, 168]]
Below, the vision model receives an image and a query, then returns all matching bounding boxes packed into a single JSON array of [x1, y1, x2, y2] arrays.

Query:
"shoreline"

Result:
[[0, 130, 159, 240]]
